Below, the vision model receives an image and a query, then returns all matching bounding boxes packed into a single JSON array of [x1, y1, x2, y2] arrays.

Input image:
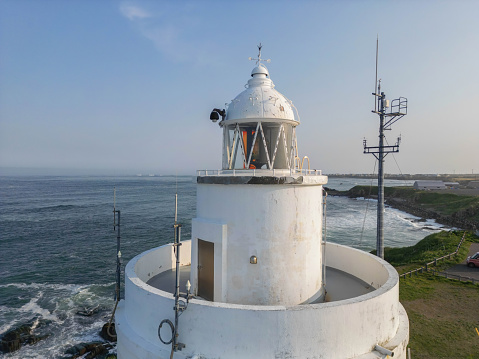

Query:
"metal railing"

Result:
[[197, 168, 323, 177], [388, 96, 408, 116], [428, 269, 477, 285]]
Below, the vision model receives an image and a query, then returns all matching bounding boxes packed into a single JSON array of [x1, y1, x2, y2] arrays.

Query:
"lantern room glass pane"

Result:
[[224, 123, 294, 170]]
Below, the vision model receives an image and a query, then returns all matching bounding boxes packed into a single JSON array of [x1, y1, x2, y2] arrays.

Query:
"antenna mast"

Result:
[[363, 38, 408, 259], [113, 187, 122, 300], [374, 35, 378, 113]]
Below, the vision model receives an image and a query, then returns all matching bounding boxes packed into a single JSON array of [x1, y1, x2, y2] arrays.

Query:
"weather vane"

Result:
[[248, 43, 271, 66]]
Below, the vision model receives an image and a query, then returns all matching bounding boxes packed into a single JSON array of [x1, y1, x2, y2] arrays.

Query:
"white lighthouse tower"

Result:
[[115, 47, 409, 358], [192, 46, 326, 306]]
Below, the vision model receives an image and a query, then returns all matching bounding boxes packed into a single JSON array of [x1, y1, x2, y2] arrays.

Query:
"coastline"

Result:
[[326, 186, 479, 231]]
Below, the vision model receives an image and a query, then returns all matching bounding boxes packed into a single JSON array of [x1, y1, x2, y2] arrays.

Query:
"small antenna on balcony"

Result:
[[112, 187, 122, 301], [175, 175, 178, 225], [374, 35, 378, 113], [113, 187, 116, 230]]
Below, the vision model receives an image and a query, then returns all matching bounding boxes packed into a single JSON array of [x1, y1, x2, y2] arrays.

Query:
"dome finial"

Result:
[[248, 43, 271, 66]]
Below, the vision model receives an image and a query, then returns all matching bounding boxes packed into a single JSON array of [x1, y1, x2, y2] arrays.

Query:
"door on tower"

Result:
[[197, 239, 214, 301]]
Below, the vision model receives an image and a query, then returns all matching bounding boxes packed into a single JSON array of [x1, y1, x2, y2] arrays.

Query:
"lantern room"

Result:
[[211, 51, 300, 171]]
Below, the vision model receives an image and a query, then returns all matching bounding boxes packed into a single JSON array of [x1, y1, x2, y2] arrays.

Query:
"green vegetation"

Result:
[[346, 185, 479, 226], [388, 231, 479, 358], [400, 275, 479, 359], [384, 230, 478, 273], [412, 192, 479, 218], [349, 185, 479, 215]]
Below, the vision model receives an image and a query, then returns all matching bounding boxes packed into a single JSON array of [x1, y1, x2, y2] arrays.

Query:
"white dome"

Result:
[[224, 65, 298, 125], [251, 64, 269, 77]]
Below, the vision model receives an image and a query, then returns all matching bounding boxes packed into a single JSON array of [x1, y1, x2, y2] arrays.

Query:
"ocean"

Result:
[[0, 175, 450, 358]]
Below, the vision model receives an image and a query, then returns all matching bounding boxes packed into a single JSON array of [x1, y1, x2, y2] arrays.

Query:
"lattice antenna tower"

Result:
[[363, 37, 408, 259]]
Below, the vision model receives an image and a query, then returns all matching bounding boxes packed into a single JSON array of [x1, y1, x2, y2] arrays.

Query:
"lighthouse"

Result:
[[115, 47, 409, 358], [191, 46, 326, 306]]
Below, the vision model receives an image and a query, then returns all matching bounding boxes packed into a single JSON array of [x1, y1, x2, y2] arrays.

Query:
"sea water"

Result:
[[0, 175, 449, 357]]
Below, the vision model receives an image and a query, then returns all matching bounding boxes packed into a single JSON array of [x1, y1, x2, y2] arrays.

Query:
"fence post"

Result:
[[434, 258, 437, 266]]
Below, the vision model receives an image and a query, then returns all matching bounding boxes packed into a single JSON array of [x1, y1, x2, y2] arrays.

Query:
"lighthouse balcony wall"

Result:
[[115, 241, 409, 359]]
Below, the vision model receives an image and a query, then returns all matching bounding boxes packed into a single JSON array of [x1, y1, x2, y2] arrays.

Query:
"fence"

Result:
[[399, 232, 477, 284]]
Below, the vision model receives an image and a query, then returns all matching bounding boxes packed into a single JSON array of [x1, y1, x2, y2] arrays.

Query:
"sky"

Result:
[[0, 0, 478, 176]]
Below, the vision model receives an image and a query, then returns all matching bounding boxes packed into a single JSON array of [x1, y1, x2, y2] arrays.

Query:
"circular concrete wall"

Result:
[[116, 242, 409, 359]]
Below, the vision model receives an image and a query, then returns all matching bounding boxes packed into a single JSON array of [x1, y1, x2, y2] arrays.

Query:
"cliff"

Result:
[[325, 186, 479, 231]]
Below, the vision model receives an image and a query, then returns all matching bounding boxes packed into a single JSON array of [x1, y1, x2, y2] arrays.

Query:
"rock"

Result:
[[25, 334, 49, 345], [85, 342, 112, 358], [76, 305, 100, 317], [0, 319, 50, 353], [63, 341, 114, 359]]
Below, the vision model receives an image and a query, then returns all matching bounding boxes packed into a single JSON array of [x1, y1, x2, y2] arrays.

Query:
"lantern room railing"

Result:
[[197, 168, 323, 177]]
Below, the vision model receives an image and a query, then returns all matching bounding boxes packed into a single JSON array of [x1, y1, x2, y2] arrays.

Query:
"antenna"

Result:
[[170, 175, 187, 352], [374, 35, 378, 112], [175, 175, 178, 225], [363, 38, 408, 259], [112, 187, 122, 301], [113, 187, 116, 230]]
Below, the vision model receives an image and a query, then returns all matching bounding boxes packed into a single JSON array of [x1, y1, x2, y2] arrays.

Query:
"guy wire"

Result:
[[359, 159, 378, 245]]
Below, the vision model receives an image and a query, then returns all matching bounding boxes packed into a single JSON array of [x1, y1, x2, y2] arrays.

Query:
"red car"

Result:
[[466, 252, 479, 268]]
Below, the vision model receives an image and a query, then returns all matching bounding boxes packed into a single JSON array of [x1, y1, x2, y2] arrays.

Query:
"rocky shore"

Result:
[[385, 197, 478, 230], [326, 186, 479, 231]]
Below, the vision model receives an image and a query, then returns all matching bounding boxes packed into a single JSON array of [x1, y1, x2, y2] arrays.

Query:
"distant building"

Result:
[[413, 180, 446, 190], [444, 182, 460, 189], [468, 181, 479, 189]]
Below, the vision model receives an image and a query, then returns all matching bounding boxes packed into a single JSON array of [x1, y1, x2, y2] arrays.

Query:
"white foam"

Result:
[[18, 294, 61, 323], [0, 282, 87, 292]]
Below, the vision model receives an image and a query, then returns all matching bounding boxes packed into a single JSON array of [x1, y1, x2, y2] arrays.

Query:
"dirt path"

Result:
[[443, 243, 479, 281]]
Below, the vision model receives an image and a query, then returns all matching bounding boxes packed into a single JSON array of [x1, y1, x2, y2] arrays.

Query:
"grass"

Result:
[[384, 230, 476, 273], [414, 192, 479, 221], [351, 187, 479, 357], [400, 275, 479, 359], [388, 230, 479, 358]]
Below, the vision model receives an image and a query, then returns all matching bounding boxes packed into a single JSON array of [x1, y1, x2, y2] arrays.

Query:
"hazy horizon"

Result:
[[1, 166, 477, 178]]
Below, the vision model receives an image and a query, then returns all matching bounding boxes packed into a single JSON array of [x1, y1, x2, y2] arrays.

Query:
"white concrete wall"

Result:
[[193, 182, 324, 306], [190, 218, 228, 302], [133, 241, 192, 283], [116, 242, 409, 359], [325, 242, 390, 289]]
